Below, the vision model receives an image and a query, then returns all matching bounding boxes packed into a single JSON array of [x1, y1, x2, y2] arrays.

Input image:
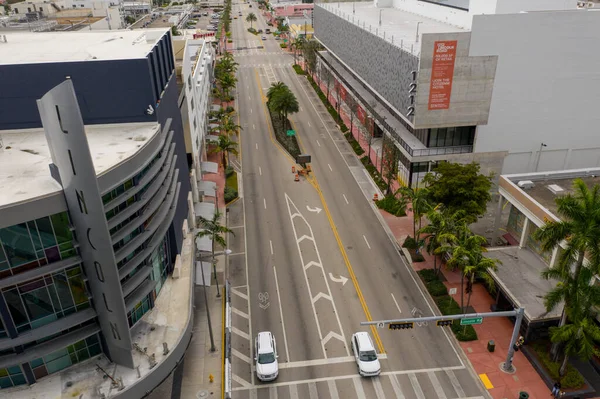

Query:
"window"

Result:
[[193, 117, 197, 131], [29, 334, 102, 380], [191, 97, 195, 111], [127, 292, 152, 327], [427, 126, 475, 148], [0, 366, 26, 388]]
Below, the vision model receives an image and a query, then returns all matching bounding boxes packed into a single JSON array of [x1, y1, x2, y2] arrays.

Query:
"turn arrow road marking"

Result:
[[306, 205, 323, 214], [328, 273, 348, 286]]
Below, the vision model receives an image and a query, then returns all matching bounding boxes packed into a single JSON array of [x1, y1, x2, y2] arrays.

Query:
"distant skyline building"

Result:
[[314, 0, 600, 187], [0, 29, 193, 391]]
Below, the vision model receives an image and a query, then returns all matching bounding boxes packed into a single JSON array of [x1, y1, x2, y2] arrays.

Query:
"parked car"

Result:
[[257, 29, 263, 33], [351, 332, 381, 377], [255, 332, 278, 382], [261, 35, 267, 40]]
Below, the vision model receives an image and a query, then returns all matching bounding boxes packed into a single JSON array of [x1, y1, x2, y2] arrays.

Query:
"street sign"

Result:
[[286, 130, 296, 137], [377, 322, 384, 329], [460, 317, 483, 326], [296, 154, 311, 164]]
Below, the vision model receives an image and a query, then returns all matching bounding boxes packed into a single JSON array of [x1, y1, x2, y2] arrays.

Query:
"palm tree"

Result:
[[533, 179, 600, 358], [221, 115, 241, 137], [210, 135, 238, 168], [196, 211, 234, 292], [551, 316, 600, 377], [246, 12, 257, 29], [219, 72, 237, 100], [269, 87, 299, 130], [267, 81, 287, 104], [398, 186, 432, 248], [419, 207, 467, 276], [292, 37, 305, 65], [462, 250, 500, 311]]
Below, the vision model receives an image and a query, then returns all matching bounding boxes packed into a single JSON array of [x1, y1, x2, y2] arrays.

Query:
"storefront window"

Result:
[[0, 365, 26, 389]]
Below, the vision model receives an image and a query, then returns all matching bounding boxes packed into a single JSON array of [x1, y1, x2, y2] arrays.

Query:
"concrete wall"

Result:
[[0, 59, 156, 130], [314, 5, 419, 121], [414, 31, 497, 129], [469, 10, 600, 174]]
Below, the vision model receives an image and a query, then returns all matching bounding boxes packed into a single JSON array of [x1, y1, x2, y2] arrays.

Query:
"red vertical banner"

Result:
[[428, 40, 458, 110]]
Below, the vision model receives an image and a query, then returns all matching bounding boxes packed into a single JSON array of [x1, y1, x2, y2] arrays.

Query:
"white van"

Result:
[[255, 331, 279, 381], [351, 332, 381, 377]]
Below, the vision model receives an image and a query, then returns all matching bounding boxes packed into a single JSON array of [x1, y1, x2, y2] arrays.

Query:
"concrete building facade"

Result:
[[0, 29, 193, 392], [313, 0, 600, 187]]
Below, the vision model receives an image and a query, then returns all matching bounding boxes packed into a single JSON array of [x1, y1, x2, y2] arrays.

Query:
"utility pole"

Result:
[[534, 142, 547, 172], [416, 21, 422, 43], [502, 307, 525, 373]]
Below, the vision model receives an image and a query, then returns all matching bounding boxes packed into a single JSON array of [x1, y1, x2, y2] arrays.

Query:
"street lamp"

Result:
[[415, 21, 422, 43], [534, 142, 547, 172]]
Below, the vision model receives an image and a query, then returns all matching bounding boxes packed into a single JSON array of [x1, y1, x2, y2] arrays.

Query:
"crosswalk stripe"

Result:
[[428, 371, 447, 399], [389, 374, 405, 399], [373, 376, 386, 399], [445, 369, 465, 397], [308, 382, 318, 399], [353, 377, 367, 399], [408, 373, 426, 399], [289, 384, 299, 399], [232, 348, 252, 364], [269, 386, 277, 399], [328, 380, 339, 399], [249, 388, 258, 399], [232, 326, 250, 340]]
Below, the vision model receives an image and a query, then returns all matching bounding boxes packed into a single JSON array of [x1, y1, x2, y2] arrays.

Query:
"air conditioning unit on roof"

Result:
[[517, 180, 535, 190]]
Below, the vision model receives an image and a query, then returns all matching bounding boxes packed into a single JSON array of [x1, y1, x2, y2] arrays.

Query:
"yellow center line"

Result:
[[290, 118, 386, 354]]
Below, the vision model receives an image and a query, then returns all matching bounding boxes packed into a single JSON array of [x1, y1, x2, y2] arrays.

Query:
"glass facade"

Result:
[[28, 334, 102, 380], [0, 212, 75, 278], [2, 265, 90, 333], [0, 366, 26, 389], [427, 126, 476, 148]]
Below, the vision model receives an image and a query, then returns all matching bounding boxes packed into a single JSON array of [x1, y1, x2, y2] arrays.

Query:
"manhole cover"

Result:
[[197, 390, 210, 398]]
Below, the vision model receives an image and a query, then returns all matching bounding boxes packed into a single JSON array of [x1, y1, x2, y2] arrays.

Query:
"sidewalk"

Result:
[[379, 208, 554, 399]]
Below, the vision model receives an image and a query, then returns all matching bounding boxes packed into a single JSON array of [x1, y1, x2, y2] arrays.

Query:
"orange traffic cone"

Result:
[[373, 193, 379, 201], [295, 174, 300, 182], [292, 166, 296, 173]]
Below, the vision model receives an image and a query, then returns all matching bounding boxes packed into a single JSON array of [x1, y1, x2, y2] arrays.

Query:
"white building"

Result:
[[182, 38, 215, 179], [314, 0, 600, 187]]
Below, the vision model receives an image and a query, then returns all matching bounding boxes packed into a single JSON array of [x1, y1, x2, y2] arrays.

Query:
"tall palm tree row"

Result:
[[210, 135, 238, 168], [196, 211, 234, 288]]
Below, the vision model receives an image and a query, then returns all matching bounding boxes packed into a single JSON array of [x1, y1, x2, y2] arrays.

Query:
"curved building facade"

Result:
[[0, 81, 182, 389]]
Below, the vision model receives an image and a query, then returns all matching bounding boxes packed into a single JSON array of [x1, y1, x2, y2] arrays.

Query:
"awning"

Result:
[[201, 161, 218, 174], [197, 180, 217, 197], [211, 105, 221, 112], [206, 134, 219, 143], [195, 261, 212, 286], [194, 202, 216, 220], [209, 123, 220, 130], [195, 234, 212, 253]]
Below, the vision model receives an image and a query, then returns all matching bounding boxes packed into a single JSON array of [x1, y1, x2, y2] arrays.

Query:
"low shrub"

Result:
[[344, 133, 364, 156], [224, 186, 238, 203], [434, 296, 477, 341], [247, 27, 256, 34], [225, 165, 234, 177], [452, 323, 477, 341], [292, 64, 305, 75], [225, 105, 235, 114], [426, 280, 448, 297], [279, 43, 287, 48], [402, 235, 418, 249], [417, 269, 438, 283], [360, 156, 387, 191], [375, 195, 407, 217], [227, 39, 233, 43], [411, 251, 425, 262], [268, 108, 301, 158], [531, 343, 585, 389]]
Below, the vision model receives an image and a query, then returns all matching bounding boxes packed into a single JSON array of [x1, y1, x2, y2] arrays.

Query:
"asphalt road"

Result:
[[227, 2, 490, 398]]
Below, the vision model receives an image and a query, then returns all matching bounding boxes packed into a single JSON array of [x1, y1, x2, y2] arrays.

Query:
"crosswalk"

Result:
[[232, 368, 485, 399], [239, 64, 292, 69], [234, 51, 283, 56]]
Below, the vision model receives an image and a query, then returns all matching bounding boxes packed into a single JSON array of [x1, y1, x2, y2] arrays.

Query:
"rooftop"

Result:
[[0, 29, 169, 65], [486, 247, 563, 322], [318, 2, 465, 55], [503, 169, 600, 219], [0, 122, 160, 209]]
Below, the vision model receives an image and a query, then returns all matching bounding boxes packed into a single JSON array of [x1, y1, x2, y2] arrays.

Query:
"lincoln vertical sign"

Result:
[[428, 40, 458, 110], [37, 80, 134, 368]]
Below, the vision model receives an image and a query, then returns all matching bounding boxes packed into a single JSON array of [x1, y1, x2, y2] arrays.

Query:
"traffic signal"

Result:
[[389, 322, 414, 330], [436, 319, 453, 327]]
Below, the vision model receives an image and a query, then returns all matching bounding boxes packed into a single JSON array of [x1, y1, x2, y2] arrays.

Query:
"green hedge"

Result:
[[344, 133, 364, 156], [292, 64, 305, 75], [417, 270, 478, 342], [531, 343, 585, 389], [306, 75, 348, 133], [224, 186, 238, 203], [375, 195, 407, 217], [279, 43, 287, 48], [360, 156, 387, 192], [225, 165, 234, 178], [267, 108, 301, 159]]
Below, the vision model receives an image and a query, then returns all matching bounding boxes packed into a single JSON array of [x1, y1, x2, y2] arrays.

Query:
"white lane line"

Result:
[[408, 373, 426, 399], [328, 380, 339, 399], [389, 374, 406, 399], [307, 382, 318, 399], [373, 377, 386, 399], [353, 377, 367, 399], [343, 194, 349, 204], [249, 388, 258, 399], [269, 240, 274, 255], [253, 124, 255, 130], [445, 369, 466, 397], [328, 164, 333, 172], [250, 108, 253, 114], [317, 140, 321, 147], [363, 235, 371, 249], [256, 143, 258, 150], [233, 374, 253, 389], [269, 386, 277, 399], [232, 348, 252, 364], [248, 95, 251, 100], [231, 288, 249, 300], [264, 198, 267, 209], [428, 371, 447, 399], [259, 166, 262, 176], [289, 384, 299, 399], [273, 265, 291, 362], [308, 121, 311, 127], [232, 326, 250, 341], [232, 307, 249, 319], [391, 293, 402, 314]]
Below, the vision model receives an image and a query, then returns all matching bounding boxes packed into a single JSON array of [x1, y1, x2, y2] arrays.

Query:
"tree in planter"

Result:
[[333, 80, 344, 117], [422, 162, 493, 224], [291, 37, 305, 65], [210, 135, 238, 168], [381, 135, 400, 195], [246, 12, 257, 29], [221, 115, 242, 137], [462, 249, 499, 312], [534, 178, 600, 360], [219, 72, 237, 101], [345, 94, 359, 141], [196, 211, 234, 293], [267, 82, 299, 130], [320, 66, 333, 103], [303, 40, 318, 79], [267, 81, 287, 104], [398, 186, 432, 248]]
